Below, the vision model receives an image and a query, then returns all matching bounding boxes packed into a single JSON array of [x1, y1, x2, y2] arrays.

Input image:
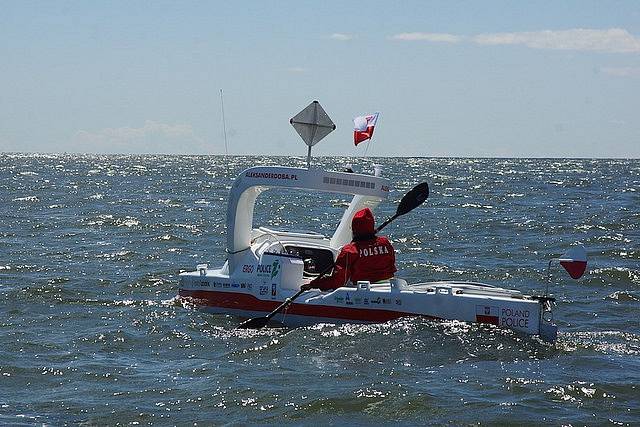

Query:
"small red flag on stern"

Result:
[[559, 246, 588, 279]]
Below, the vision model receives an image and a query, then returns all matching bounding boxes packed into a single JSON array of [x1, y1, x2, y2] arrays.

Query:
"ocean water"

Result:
[[1, 154, 638, 425]]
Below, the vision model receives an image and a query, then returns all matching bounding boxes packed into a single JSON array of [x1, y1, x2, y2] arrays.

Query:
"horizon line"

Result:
[[1, 151, 639, 161]]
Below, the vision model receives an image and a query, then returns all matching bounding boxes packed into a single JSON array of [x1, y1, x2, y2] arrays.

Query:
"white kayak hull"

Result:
[[177, 164, 559, 343], [179, 272, 558, 342]]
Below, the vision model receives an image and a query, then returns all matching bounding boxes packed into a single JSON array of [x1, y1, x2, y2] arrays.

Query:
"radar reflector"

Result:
[[290, 100, 336, 167]]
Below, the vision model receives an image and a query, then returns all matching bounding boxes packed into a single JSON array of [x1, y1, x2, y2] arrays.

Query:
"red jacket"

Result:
[[310, 236, 397, 291]]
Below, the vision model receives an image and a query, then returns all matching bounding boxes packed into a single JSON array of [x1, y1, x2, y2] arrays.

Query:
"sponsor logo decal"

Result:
[[500, 308, 530, 329], [476, 306, 531, 329], [257, 264, 271, 275], [475, 305, 499, 325], [270, 260, 280, 279], [257, 260, 280, 278], [246, 171, 298, 180]]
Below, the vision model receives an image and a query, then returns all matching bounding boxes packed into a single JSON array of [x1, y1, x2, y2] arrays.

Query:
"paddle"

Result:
[[375, 182, 429, 233], [236, 181, 430, 330]]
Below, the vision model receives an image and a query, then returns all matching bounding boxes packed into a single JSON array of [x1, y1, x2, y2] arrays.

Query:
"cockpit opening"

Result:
[[283, 245, 335, 276]]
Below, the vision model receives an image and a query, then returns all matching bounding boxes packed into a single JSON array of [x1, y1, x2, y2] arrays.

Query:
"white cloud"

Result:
[[73, 120, 209, 154], [287, 67, 306, 73], [600, 66, 640, 77], [330, 33, 353, 41], [473, 29, 640, 53], [391, 28, 640, 54], [608, 119, 627, 125], [390, 32, 463, 43]]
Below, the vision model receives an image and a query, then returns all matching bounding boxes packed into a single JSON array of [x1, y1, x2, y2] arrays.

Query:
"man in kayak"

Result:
[[301, 207, 396, 291]]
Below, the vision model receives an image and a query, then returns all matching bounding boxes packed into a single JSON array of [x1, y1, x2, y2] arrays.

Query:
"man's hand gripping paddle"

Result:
[[236, 182, 430, 330]]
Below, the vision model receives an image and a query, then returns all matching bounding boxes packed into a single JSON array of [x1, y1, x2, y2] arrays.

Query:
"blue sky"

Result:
[[1, 1, 639, 157]]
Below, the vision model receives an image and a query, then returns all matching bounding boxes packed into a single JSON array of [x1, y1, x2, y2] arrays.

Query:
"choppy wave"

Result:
[[1, 154, 639, 424]]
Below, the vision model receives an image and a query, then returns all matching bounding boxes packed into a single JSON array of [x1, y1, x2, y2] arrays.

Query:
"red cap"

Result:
[[352, 208, 375, 237]]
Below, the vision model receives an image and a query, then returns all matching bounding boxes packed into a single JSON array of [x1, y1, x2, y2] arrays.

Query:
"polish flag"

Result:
[[559, 246, 588, 279], [353, 112, 380, 146]]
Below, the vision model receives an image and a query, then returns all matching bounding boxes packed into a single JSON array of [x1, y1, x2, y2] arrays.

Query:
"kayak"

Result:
[[179, 164, 558, 342]]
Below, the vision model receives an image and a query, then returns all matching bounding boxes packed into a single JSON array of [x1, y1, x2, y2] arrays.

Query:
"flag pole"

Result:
[[220, 89, 229, 156], [362, 134, 374, 173], [362, 113, 380, 161], [363, 132, 374, 158]]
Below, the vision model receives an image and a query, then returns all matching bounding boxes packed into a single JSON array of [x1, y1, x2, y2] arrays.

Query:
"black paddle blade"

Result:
[[396, 182, 429, 217], [236, 316, 270, 329]]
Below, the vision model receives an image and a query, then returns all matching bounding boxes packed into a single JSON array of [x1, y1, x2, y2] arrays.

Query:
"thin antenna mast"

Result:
[[220, 89, 228, 156]]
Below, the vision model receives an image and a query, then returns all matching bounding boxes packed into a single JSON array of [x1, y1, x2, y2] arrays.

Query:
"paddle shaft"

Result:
[[263, 287, 306, 322], [375, 213, 398, 234], [259, 259, 337, 322]]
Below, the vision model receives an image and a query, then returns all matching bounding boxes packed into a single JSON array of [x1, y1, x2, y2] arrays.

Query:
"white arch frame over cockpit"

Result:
[[225, 166, 391, 273]]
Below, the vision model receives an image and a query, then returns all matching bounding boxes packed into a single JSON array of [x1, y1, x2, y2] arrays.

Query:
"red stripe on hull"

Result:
[[179, 289, 424, 322], [476, 314, 500, 326]]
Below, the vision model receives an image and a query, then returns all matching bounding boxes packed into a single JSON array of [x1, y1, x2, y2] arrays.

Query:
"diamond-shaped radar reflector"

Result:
[[290, 101, 336, 147]]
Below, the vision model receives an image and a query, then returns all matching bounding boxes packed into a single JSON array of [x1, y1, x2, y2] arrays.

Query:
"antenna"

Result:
[[290, 100, 336, 168], [220, 89, 228, 156]]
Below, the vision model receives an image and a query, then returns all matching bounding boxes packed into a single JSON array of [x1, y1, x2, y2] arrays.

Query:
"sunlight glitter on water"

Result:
[[0, 155, 639, 424]]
